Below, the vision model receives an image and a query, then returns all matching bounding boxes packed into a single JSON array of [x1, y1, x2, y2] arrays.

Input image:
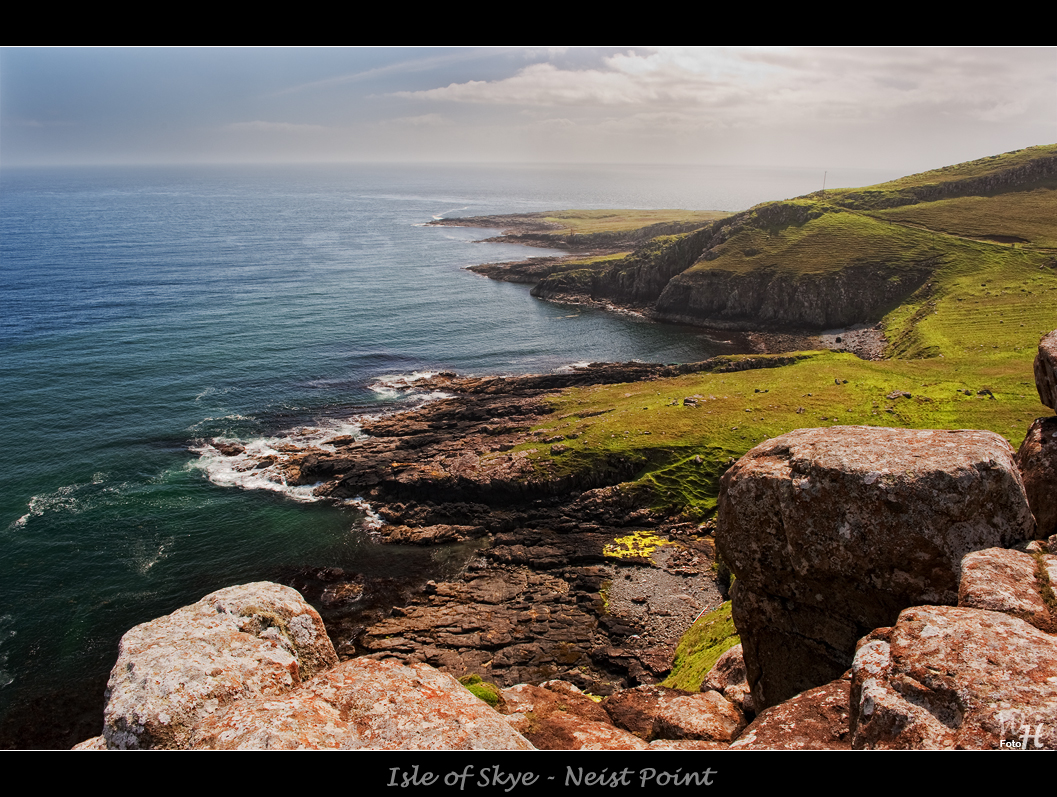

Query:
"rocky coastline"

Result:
[[75, 333, 1057, 750]]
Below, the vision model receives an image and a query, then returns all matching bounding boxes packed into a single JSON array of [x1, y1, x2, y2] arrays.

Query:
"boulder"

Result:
[[703, 643, 754, 716], [1015, 416, 1057, 538], [190, 657, 534, 750], [1034, 330, 1057, 411], [850, 606, 1057, 749], [601, 684, 745, 742], [730, 673, 851, 750], [958, 547, 1056, 632], [101, 582, 337, 750], [717, 426, 1034, 710], [499, 684, 646, 750]]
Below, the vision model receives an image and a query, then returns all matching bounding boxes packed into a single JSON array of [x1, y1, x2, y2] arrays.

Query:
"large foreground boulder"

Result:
[[601, 684, 746, 742], [189, 657, 535, 750], [850, 605, 1057, 749], [100, 582, 337, 750], [717, 426, 1034, 710]]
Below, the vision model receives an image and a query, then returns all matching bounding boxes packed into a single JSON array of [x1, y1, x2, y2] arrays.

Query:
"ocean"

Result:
[[0, 161, 899, 747]]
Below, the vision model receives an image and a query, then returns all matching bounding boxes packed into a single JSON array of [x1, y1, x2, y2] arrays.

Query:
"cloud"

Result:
[[393, 47, 1055, 127]]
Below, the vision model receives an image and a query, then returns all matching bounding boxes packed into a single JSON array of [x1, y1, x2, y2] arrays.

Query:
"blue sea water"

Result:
[[0, 161, 899, 746]]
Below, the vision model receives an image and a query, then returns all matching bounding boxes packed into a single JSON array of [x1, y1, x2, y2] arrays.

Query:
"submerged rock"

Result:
[[716, 426, 1035, 710]]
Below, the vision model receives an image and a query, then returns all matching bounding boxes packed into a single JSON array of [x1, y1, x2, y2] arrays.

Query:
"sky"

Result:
[[2, 47, 1055, 172]]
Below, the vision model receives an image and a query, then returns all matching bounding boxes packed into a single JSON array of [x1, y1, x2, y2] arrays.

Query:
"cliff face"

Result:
[[531, 225, 720, 306], [524, 145, 1057, 336], [832, 149, 1057, 210], [652, 261, 935, 331]]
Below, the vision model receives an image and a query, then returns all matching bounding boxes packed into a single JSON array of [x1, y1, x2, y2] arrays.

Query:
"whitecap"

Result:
[[188, 416, 367, 503], [344, 497, 384, 530]]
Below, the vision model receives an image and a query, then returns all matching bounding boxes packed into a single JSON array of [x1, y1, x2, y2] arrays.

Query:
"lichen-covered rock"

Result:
[[497, 682, 639, 750], [850, 606, 1057, 749], [102, 582, 337, 750], [189, 657, 534, 750], [717, 426, 1034, 710], [729, 673, 851, 750], [1016, 416, 1057, 538], [1034, 331, 1057, 411], [703, 644, 754, 716], [958, 547, 1056, 632], [601, 684, 745, 742]]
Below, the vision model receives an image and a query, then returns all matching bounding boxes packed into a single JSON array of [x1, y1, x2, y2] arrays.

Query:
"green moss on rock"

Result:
[[662, 601, 740, 692]]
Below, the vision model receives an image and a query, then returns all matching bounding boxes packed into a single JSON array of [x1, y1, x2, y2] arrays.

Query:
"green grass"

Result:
[[662, 601, 740, 692], [686, 204, 946, 277], [515, 339, 1050, 518], [870, 188, 1057, 248], [459, 674, 503, 708], [535, 209, 729, 235], [823, 144, 1057, 209], [529, 144, 1057, 679]]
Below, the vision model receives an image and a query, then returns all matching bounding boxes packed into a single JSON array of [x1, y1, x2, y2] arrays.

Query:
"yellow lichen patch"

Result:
[[604, 530, 674, 561]]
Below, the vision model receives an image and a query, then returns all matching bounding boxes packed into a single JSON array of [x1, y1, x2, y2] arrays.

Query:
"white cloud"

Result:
[[393, 47, 1055, 127]]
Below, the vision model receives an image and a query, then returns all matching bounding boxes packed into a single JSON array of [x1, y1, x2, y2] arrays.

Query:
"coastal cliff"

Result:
[[488, 145, 1057, 339]]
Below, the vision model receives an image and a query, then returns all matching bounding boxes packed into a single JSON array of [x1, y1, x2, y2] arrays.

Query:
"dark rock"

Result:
[[717, 426, 1035, 711], [1035, 330, 1057, 411], [1016, 416, 1057, 538], [731, 673, 851, 750], [601, 684, 745, 742]]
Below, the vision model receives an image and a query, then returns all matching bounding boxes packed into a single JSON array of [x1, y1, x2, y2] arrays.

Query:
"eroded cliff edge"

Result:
[[462, 145, 1057, 343]]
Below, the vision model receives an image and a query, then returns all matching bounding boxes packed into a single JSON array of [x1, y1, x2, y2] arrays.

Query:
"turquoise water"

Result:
[[0, 161, 898, 746]]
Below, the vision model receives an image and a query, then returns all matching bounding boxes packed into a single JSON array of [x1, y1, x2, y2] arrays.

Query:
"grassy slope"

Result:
[[534, 209, 728, 235], [683, 204, 947, 277], [511, 145, 1057, 518]]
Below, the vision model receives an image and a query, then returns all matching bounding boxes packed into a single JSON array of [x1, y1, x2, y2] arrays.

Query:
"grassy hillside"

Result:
[[512, 145, 1057, 518]]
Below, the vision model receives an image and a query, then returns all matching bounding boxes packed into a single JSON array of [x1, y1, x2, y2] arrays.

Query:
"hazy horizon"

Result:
[[3, 47, 1054, 174]]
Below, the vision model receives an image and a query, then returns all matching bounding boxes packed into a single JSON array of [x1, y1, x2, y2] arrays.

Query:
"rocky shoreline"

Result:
[[75, 333, 1057, 749], [205, 360, 775, 690]]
